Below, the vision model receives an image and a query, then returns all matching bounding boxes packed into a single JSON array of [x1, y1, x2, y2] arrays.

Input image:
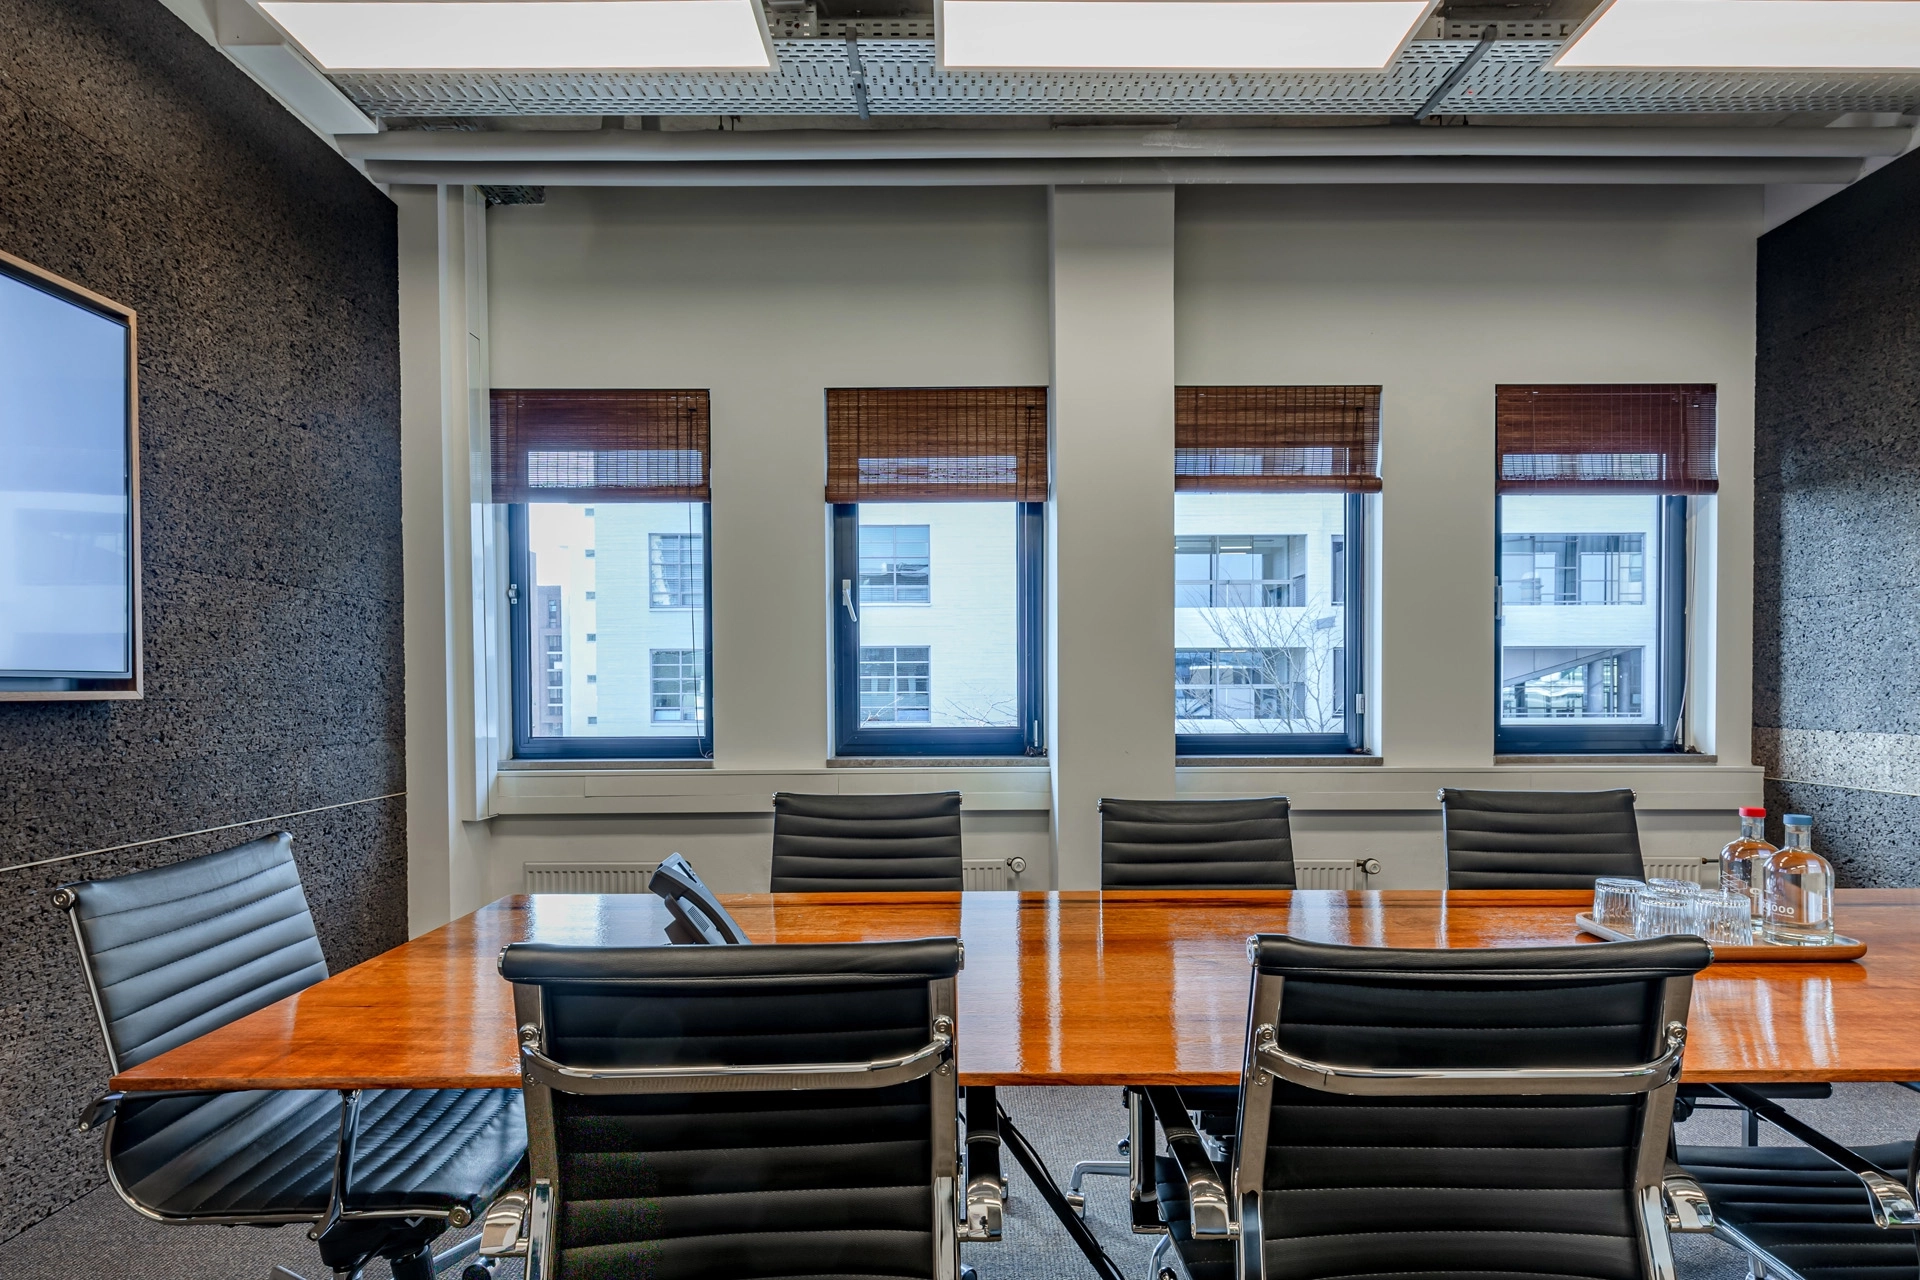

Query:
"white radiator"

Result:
[[963, 857, 1028, 891], [1294, 859, 1377, 890], [1643, 857, 1717, 887], [524, 862, 660, 894]]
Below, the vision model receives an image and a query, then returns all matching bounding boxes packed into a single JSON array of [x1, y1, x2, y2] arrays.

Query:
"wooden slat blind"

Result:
[[825, 387, 1048, 503], [1496, 384, 1717, 495], [1175, 386, 1382, 493], [491, 389, 710, 503]]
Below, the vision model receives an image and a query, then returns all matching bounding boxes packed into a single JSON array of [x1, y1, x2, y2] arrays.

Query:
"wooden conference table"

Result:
[[112, 888, 1920, 1094]]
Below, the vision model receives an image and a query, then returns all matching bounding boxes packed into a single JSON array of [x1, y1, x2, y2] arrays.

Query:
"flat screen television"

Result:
[[0, 249, 140, 698]]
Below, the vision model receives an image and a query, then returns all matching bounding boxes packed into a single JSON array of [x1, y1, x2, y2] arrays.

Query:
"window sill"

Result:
[[501, 758, 714, 771], [1494, 754, 1718, 766], [829, 757, 1048, 768], [1178, 755, 1381, 767]]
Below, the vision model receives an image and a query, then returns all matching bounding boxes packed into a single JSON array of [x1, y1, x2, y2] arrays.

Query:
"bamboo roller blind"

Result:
[[825, 387, 1049, 504], [1496, 384, 1718, 495], [491, 389, 710, 503], [1175, 386, 1382, 493]]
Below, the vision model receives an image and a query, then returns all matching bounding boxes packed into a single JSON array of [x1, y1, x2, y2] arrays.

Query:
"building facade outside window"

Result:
[[1493, 384, 1713, 753], [1173, 386, 1375, 756], [500, 388, 713, 760]]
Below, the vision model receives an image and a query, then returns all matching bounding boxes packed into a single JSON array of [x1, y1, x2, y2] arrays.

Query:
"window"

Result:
[[500, 389, 713, 759], [650, 648, 704, 723], [859, 646, 932, 722], [1173, 387, 1375, 755], [859, 524, 931, 603], [649, 533, 704, 609], [828, 387, 1046, 757], [1494, 385, 1714, 754]]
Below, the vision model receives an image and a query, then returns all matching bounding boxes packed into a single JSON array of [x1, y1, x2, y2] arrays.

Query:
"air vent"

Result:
[[525, 861, 660, 894]]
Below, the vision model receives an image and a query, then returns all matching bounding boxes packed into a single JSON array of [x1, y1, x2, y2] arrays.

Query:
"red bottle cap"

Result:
[[1738, 806, 1766, 818]]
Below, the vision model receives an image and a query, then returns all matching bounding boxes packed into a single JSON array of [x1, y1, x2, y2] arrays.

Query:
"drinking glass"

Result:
[[1647, 877, 1704, 897], [1593, 877, 1643, 930], [1633, 887, 1699, 939], [1696, 889, 1754, 946]]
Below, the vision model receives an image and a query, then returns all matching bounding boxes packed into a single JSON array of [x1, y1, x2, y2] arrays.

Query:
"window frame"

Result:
[[508, 501, 714, 761], [830, 501, 1044, 758], [1176, 492, 1367, 758], [1493, 493, 1688, 755]]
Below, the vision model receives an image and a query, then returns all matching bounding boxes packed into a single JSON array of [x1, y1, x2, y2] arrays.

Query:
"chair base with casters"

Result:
[[1679, 1084, 1920, 1280], [1678, 1082, 1836, 1146], [57, 834, 528, 1280]]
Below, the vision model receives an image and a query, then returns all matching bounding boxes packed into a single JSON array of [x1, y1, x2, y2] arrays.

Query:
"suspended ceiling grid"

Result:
[[331, 40, 1920, 119]]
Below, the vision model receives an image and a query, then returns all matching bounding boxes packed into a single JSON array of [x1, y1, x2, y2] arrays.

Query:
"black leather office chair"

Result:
[[483, 936, 1002, 1280], [648, 852, 752, 944], [1440, 786, 1646, 888], [1678, 1086, 1919, 1280], [1099, 796, 1296, 890], [769, 790, 964, 892], [1147, 933, 1717, 1280], [1068, 797, 1295, 1221], [57, 833, 527, 1280]]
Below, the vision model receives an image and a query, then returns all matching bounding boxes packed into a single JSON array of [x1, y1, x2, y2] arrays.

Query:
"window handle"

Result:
[[841, 579, 859, 623]]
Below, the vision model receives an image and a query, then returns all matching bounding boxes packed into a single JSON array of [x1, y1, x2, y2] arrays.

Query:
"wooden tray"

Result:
[[1574, 914, 1868, 963]]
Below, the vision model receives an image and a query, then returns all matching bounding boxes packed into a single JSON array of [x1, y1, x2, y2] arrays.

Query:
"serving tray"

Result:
[[1574, 913, 1868, 963]]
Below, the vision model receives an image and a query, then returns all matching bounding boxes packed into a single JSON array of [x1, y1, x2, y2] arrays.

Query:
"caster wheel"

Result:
[[460, 1265, 496, 1280], [1158, 1270, 1178, 1280], [961, 1267, 979, 1280], [1064, 1191, 1086, 1216]]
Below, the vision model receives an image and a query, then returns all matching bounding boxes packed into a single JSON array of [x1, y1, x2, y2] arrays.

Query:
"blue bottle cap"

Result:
[[1783, 814, 1812, 825]]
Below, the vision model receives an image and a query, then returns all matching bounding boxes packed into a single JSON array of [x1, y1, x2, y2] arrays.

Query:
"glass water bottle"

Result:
[[1761, 814, 1835, 946], [1719, 806, 1776, 921]]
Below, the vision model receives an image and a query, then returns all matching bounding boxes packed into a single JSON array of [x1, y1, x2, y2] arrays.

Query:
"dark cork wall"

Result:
[[1755, 145, 1920, 887], [0, 0, 404, 1234]]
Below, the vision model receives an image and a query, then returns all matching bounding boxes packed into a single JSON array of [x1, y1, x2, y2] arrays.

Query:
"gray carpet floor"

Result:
[[3, 1084, 1914, 1280]]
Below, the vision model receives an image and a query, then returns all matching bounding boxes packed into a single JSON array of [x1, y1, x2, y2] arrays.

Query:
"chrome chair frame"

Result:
[[1144, 944, 1716, 1280], [487, 967, 1001, 1279]]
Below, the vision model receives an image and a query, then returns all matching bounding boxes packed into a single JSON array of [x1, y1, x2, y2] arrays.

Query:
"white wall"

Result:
[[452, 181, 1764, 909]]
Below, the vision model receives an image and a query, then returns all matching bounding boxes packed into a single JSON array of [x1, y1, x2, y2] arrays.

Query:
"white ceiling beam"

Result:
[[341, 125, 1913, 165], [153, 0, 377, 145]]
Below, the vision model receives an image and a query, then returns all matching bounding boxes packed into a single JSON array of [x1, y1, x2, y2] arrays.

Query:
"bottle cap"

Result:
[[1783, 814, 1812, 826], [1738, 806, 1766, 818]]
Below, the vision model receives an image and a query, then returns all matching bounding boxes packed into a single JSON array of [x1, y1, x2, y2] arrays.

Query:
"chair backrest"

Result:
[[1099, 796, 1295, 889], [1237, 933, 1709, 1280], [499, 937, 964, 1280], [648, 853, 751, 945], [54, 832, 329, 1073], [1440, 787, 1644, 889], [769, 791, 964, 893]]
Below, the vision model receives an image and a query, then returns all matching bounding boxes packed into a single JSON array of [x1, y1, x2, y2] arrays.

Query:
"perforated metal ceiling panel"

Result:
[[329, 39, 1920, 119]]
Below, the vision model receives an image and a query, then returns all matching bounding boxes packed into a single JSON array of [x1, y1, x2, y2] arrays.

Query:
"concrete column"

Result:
[[1047, 186, 1177, 888], [397, 184, 497, 934]]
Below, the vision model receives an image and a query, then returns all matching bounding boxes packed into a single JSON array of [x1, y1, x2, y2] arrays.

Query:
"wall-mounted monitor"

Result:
[[0, 249, 140, 700]]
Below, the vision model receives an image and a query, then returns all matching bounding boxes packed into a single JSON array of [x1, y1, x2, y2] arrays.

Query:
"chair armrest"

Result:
[[1715, 1085, 1920, 1229], [479, 1189, 529, 1257], [961, 1087, 1003, 1242], [1661, 1164, 1715, 1233], [1145, 1087, 1236, 1239], [77, 1092, 122, 1133]]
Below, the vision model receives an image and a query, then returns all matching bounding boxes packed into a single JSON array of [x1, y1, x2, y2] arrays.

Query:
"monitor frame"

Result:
[[0, 247, 142, 701]]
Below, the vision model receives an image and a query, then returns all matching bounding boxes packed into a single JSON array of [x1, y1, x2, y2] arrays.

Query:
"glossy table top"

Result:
[[112, 888, 1920, 1092]]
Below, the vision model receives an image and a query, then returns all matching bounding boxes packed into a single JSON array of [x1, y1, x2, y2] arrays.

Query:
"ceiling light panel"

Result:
[[258, 0, 776, 71], [1557, 0, 1920, 70], [936, 0, 1438, 71]]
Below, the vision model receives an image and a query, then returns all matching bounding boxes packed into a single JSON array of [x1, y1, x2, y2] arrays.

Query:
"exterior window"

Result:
[[514, 501, 711, 757], [859, 524, 931, 603], [858, 645, 932, 723], [1497, 495, 1682, 745], [649, 533, 704, 609], [1174, 492, 1364, 752], [826, 386, 1047, 758], [650, 648, 705, 723], [1492, 382, 1713, 754]]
